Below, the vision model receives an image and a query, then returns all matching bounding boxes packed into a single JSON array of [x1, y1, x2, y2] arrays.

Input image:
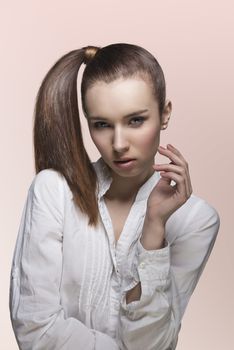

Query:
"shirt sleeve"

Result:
[[9, 169, 119, 350], [117, 196, 220, 350]]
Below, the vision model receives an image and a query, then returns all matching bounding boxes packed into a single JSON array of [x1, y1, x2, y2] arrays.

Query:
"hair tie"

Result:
[[83, 45, 101, 65]]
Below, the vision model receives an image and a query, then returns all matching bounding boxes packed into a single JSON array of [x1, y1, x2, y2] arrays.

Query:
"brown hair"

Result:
[[33, 43, 166, 227]]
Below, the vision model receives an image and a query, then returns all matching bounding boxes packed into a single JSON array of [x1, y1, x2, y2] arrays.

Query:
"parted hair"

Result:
[[33, 43, 166, 226]]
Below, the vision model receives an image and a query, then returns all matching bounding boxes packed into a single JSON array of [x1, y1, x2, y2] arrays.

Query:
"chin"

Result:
[[112, 166, 152, 179]]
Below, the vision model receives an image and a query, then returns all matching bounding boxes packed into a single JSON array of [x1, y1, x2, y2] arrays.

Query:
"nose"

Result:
[[112, 126, 129, 153]]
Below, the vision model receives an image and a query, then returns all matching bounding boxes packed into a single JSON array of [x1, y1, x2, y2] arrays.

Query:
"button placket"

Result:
[[98, 198, 117, 270], [139, 261, 146, 269]]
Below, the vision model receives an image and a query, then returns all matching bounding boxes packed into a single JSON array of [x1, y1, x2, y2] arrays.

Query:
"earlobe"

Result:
[[161, 113, 171, 130], [161, 124, 168, 130]]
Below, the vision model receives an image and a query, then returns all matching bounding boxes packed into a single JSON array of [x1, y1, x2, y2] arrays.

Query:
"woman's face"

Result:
[[84, 77, 171, 181]]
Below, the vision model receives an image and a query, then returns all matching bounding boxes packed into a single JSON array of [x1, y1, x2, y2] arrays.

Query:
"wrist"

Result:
[[144, 209, 166, 226], [141, 216, 165, 250]]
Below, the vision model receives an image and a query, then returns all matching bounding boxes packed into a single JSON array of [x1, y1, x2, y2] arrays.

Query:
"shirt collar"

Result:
[[92, 157, 161, 202]]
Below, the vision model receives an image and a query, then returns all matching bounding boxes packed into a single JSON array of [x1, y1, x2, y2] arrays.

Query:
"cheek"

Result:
[[89, 132, 108, 153], [136, 127, 160, 149]]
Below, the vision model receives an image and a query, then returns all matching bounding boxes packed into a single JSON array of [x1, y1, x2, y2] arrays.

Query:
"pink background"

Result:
[[1, 0, 233, 348]]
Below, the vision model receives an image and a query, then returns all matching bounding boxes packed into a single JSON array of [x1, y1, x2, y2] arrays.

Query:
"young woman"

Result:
[[9, 43, 220, 350]]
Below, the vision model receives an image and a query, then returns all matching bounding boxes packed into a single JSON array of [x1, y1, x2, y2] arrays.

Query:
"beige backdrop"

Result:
[[1, 0, 233, 349]]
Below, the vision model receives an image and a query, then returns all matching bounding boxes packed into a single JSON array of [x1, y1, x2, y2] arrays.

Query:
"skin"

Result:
[[84, 76, 193, 303]]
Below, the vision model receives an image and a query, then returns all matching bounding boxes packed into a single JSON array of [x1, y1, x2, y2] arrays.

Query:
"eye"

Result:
[[129, 116, 146, 126], [92, 121, 110, 129]]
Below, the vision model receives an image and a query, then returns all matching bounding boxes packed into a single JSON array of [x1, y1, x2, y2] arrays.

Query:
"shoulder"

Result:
[[28, 169, 67, 204], [30, 168, 65, 188], [166, 193, 220, 243]]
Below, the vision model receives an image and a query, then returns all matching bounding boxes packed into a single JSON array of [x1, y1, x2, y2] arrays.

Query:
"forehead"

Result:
[[84, 77, 157, 117]]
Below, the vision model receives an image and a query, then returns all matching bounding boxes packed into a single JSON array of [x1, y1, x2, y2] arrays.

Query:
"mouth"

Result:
[[113, 158, 137, 169], [113, 158, 136, 163]]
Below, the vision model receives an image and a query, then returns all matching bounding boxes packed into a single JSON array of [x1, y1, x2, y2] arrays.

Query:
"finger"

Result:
[[160, 171, 190, 202], [153, 163, 191, 196], [158, 145, 188, 169], [157, 145, 192, 194], [160, 171, 191, 201], [167, 144, 189, 167], [153, 163, 184, 175], [157, 163, 192, 193]]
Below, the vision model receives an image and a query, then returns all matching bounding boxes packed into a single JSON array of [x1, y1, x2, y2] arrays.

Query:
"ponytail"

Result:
[[33, 48, 99, 226]]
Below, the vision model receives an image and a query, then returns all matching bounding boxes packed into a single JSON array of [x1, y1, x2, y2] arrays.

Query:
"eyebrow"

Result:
[[88, 109, 149, 120]]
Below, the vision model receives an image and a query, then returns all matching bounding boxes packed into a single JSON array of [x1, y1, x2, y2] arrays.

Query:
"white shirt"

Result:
[[9, 157, 220, 350]]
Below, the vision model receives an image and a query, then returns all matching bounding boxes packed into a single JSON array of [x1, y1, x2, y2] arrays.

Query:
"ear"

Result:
[[160, 99, 172, 130]]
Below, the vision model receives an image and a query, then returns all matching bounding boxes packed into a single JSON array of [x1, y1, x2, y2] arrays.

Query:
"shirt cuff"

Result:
[[137, 237, 170, 288], [121, 238, 171, 312]]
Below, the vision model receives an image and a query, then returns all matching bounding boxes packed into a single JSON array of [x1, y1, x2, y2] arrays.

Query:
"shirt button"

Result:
[[139, 262, 145, 268]]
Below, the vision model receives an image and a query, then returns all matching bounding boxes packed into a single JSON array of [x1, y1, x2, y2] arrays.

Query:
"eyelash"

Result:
[[92, 116, 146, 129], [129, 116, 145, 126]]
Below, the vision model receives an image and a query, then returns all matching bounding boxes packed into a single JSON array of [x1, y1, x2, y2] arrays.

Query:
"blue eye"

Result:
[[129, 116, 145, 126], [93, 121, 109, 129]]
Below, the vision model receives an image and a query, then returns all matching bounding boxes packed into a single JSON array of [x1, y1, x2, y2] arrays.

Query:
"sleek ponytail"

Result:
[[33, 48, 99, 226]]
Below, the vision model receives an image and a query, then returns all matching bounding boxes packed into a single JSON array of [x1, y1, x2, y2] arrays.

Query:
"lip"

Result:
[[113, 158, 136, 170], [114, 157, 135, 162]]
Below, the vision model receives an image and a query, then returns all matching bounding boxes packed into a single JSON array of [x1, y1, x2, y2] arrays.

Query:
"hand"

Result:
[[146, 143, 193, 226]]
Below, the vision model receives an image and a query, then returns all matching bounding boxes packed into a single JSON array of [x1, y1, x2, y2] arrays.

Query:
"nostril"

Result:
[[112, 144, 129, 152]]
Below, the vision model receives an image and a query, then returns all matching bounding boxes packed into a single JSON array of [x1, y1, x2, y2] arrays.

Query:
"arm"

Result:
[[126, 218, 165, 304], [117, 199, 220, 350], [116, 144, 220, 350], [168, 197, 220, 318], [117, 223, 174, 350], [9, 170, 119, 350]]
